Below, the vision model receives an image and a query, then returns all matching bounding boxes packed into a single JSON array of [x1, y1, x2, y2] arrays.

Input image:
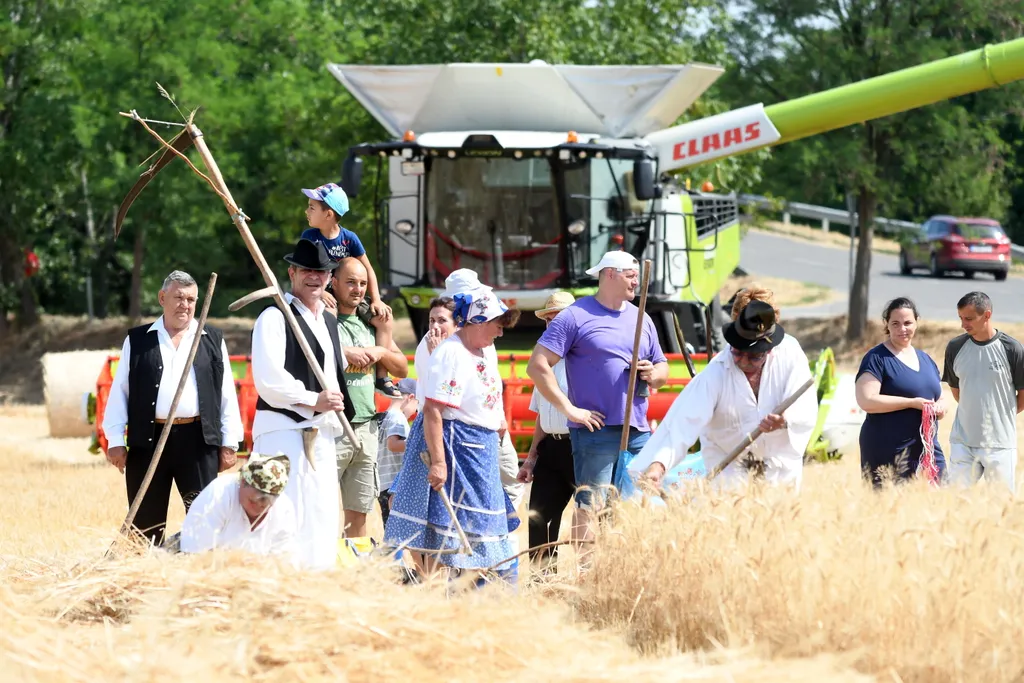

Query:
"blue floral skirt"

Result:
[[384, 415, 520, 571]]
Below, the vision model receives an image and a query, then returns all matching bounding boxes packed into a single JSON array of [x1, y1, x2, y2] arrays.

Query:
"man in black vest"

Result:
[[250, 238, 355, 570], [102, 270, 244, 545]]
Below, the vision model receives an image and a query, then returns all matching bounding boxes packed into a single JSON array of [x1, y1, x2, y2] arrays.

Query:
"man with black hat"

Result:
[[628, 295, 818, 490], [249, 238, 355, 570]]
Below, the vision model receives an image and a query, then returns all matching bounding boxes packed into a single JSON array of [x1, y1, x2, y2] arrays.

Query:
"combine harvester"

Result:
[[84, 38, 1024, 460]]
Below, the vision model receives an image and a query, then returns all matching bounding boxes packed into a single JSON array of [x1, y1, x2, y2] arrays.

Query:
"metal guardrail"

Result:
[[736, 193, 1024, 259]]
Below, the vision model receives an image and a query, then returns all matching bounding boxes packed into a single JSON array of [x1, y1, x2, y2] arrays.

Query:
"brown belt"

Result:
[[155, 416, 199, 425]]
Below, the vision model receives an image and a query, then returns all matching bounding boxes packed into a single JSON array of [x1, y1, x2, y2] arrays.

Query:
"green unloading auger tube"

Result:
[[648, 37, 1024, 172]]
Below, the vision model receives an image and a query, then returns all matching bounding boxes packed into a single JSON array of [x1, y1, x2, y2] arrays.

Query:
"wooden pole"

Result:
[[418, 450, 473, 556], [186, 124, 360, 451], [618, 259, 653, 456], [119, 272, 217, 538], [708, 376, 816, 479], [704, 303, 714, 357]]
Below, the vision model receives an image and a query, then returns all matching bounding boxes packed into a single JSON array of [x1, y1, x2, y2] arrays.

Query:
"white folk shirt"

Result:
[[425, 335, 504, 431], [251, 293, 345, 440], [180, 475, 298, 560], [102, 316, 244, 449], [529, 360, 569, 435], [628, 334, 818, 490], [415, 334, 498, 407]]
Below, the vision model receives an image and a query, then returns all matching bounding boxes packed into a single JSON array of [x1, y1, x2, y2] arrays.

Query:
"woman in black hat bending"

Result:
[[630, 286, 819, 491]]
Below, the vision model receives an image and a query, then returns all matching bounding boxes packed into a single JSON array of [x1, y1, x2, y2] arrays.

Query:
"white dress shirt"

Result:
[[102, 316, 244, 449], [251, 293, 345, 440], [529, 359, 569, 435]]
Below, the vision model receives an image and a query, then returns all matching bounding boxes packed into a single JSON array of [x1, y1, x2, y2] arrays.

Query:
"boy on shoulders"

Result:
[[302, 182, 400, 398]]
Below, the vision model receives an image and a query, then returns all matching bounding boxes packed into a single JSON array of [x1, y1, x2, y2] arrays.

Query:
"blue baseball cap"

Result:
[[302, 182, 349, 218]]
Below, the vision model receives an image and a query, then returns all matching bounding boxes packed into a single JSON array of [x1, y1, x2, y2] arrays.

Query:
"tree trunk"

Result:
[[129, 225, 146, 322], [0, 232, 19, 337], [18, 277, 38, 327], [94, 205, 118, 319], [845, 187, 877, 341], [80, 167, 96, 320]]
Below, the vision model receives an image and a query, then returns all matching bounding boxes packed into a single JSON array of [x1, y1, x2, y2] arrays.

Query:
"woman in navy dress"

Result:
[[856, 297, 947, 487]]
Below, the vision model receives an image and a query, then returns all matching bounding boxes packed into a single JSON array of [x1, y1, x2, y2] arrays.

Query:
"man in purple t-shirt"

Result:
[[527, 250, 668, 542]]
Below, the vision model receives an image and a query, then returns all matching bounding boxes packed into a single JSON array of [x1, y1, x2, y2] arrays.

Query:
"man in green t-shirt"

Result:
[[332, 258, 409, 538]]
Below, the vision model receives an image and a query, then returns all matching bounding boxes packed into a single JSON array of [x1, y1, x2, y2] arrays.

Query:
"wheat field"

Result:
[[4, 388, 1024, 681]]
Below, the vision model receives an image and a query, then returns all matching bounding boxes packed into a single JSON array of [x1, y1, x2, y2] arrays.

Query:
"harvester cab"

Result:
[[327, 61, 756, 354]]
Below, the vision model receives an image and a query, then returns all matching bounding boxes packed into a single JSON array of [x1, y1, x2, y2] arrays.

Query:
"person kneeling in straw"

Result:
[[172, 453, 298, 562], [629, 293, 818, 491]]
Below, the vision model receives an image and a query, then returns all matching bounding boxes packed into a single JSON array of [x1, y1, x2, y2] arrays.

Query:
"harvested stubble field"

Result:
[[0, 405, 870, 681], [7, 314, 1024, 680], [6, 410, 1024, 680]]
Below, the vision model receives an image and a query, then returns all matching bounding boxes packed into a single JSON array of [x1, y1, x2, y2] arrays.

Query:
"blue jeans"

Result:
[[569, 426, 650, 509]]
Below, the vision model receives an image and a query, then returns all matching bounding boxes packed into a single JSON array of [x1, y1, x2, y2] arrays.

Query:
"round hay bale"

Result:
[[42, 350, 113, 438]]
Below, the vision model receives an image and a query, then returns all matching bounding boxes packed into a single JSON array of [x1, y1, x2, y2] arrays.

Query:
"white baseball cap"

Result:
[[441, 268, 493, 298], [584, 251, 640, 277]]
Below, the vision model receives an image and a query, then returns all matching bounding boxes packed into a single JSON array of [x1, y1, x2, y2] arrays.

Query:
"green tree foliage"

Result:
[[0, 0, 88, 331], [719, 0, 1024, 338], [343, 0, 767, 189], [8, 0, 1024, 337], [0, 0, 747, 330]]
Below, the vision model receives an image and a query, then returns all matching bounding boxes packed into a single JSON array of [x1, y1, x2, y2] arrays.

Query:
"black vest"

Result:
[[254, 301, 356, 425], [125, 322, 226, 450]]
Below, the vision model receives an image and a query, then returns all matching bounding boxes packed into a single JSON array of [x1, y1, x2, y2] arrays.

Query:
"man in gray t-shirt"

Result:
[[942, 291, 1024, 493]]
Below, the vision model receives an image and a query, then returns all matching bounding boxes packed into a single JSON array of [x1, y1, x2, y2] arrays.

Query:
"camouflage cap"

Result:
[[241, 453, 291, 496]]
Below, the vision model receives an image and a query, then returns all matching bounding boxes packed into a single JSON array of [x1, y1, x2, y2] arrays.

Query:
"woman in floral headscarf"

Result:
[[384, 285, 521, 582], [177, 453, 298, 560]]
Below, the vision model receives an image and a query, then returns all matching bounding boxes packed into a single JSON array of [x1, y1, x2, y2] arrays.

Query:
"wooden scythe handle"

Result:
[[618, 259, 653, 455], [418, 451, 473, 556], [186, 125, 360, 450], [708, 376, 817, 480]]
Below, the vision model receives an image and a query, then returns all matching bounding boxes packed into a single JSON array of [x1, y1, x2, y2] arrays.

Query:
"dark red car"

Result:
[[899, 215, 1010, 281]]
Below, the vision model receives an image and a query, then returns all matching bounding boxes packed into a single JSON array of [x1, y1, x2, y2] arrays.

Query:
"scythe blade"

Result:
[[113, 127, 195, 238]]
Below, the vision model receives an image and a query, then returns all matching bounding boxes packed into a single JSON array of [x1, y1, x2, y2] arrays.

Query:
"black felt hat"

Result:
[[284, 238, 335, 271], [722, 300, 785, 353]]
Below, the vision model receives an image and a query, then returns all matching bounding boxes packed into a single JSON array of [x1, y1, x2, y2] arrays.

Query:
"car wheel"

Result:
[[964, 270, 975, 279], [899, 249, 911, 275], [930, 254, 944, 278], [995, 269, 1009, 282]]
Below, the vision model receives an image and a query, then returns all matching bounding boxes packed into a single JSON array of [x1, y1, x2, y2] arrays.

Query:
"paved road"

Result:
[[739, 231, 1024, 322]]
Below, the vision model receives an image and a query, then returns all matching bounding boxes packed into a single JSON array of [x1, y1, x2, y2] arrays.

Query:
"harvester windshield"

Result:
[[425, 157, 561, 290], [425, 155, 647, 289]]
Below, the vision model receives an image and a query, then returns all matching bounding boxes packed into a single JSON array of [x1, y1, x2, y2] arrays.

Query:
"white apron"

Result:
[[253, 426, 339, 570]]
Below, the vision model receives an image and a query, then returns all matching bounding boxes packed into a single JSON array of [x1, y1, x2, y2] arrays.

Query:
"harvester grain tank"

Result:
[[330, 61, 741, 352]]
